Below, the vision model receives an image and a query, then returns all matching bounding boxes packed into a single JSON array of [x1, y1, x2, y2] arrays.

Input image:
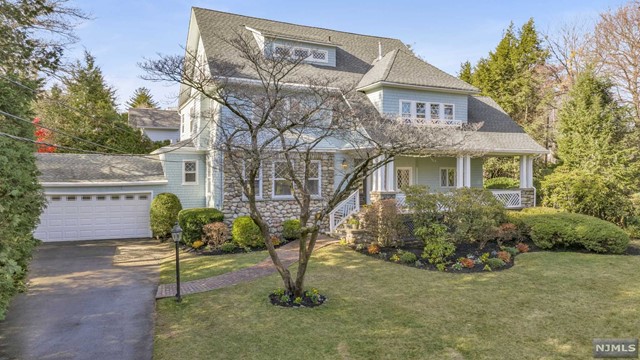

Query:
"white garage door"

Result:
[[34, 193, 152, 242]]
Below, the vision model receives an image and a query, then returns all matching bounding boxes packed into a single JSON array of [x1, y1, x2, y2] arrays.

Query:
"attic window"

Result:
[[272, 44, 329, 64]]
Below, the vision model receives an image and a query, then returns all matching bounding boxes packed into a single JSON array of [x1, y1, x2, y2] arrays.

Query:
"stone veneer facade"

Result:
[[520, 188, 535, 209], [221, 152, 334, 235]]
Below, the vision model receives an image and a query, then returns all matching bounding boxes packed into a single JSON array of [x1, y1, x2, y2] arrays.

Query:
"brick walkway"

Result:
[[155, 236, 337, 299]]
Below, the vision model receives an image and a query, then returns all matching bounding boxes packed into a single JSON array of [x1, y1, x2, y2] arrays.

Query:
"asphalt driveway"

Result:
[[0, 239, 169, 360]]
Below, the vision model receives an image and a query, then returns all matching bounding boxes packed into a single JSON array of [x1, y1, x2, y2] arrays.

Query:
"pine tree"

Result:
[[458, 61, 473, 83], [35, 52, 159, 154], [126, 87, 159, 109]]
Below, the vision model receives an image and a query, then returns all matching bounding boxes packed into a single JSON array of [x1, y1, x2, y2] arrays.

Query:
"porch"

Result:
[[329, 154, 536, 232]]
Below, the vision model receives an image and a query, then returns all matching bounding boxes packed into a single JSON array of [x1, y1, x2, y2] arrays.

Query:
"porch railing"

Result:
[[490, 189, 522, 209], [329, 189, 360, 233], [391, 115, 463, 127]]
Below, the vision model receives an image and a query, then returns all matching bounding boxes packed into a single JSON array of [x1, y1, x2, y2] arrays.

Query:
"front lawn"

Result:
[[159, 249, 267, 284], [155, 245, 640, 359]]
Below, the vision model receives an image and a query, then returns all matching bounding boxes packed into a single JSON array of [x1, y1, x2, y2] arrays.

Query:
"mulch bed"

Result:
[[173, 239, 293, 256], [351, 240, 538, 273], [269, 291, 327, 308]]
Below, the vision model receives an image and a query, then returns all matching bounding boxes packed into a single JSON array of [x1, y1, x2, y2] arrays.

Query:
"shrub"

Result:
[[202, 222, 229, 249], [405, 186, 506, 248], [502, 246, 518, 257], [459, 257, 475, 268], [516, 243, 529, 253], [192, 240, 204, 249], [150, 193, 183, 239], [495, 223, 520, 245], [486, 258, 506, 269], [270, 235, 281, 246], [361, 199, 406, 247], [367, 243, 381, 255], [514, 209, 629, 254], [497, 251, 511, 263], [232, 216, 263, 248], [541, 169, 634, 226], [177, 208, 224, 245], [484, 177, 519, 189], [441, 188, 506, 247], [400, 251, 417, 264], [220, 242, 237, 253], [418, 224, 455, 269], [282, 219, 301, 240]]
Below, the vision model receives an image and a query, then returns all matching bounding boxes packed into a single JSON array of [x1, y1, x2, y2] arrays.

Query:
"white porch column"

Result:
[[526, 156, 534, 188], [519, 155, 528, 188], [371, 157, 379, 191], [375, 156, 384, 191], [386, 157, 395, 191], [464, 155, 471, 187], [456, 156, 464, 188]]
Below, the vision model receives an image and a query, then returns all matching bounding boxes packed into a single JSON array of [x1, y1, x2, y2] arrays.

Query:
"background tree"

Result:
[[35, 52, 160, 154], [126, 87, 159, 109], [593, 1, 640, 121], [463, 19, 552, 179], [142, 33, 467, 297], [541, 69, 638, 224], [0, 0, 85, 319]]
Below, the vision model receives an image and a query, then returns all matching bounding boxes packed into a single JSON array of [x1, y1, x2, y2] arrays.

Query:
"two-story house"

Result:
[[33, 7, 546, 242], [173, 8, 546, 232]]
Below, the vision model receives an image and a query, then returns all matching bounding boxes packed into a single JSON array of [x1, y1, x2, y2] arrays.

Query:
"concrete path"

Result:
[[156, 237, 337, 299], [0, 239, 170, 360]]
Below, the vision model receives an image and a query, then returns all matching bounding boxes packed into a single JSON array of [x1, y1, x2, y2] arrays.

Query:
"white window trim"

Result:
[[396, 167, 413, 191], [307, 160, 322, 198], [242, 162, 263, 200], [272, 160, 295, 199], [182, 160, 198, 185], [398, 100, 456, 120], [440, 167, 456, 188], [272, 44, 329, 64]]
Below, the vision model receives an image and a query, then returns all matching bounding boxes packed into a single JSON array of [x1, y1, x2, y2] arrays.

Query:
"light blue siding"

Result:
[[267, 39, 336, 67], [376, 87, 468, 122], [162, 152, 207, 208], [396, 156, 483, 191]]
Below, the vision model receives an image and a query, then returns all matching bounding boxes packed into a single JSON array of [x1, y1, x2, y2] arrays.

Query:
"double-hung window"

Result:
[[243, 162, 262, 199], [430, 103, 441, 120], [273, 161, 293, 197], [401, 101, 412, 120], [183, 160, 198, 185], [440, 168, 456, 188], [415, 102, 427, 119], [444, 104, 454, 120], [306, 161, 321, 196]]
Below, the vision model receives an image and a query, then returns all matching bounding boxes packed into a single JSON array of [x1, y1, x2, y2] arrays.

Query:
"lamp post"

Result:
[[171, 222, 182, 302]]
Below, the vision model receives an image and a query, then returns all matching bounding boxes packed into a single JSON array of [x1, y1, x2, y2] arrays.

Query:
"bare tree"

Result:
[[141, 32, 470, 297], [593, 1, 640, 120]]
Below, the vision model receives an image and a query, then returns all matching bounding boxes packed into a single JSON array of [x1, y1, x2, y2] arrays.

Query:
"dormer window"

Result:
[[272, 44, 329, 64]]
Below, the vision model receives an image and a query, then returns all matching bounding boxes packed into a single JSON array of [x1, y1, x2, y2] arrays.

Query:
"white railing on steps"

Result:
[[329, 189, 360, 233]]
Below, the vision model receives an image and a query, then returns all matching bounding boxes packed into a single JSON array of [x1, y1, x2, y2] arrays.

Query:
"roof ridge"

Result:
[[381, 49, 400, 82], [192, 7, 406, 43]]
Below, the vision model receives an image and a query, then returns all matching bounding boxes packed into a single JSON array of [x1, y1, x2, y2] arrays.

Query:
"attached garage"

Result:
[[34, 192, 153, 242], [35, 153, 168, 242]]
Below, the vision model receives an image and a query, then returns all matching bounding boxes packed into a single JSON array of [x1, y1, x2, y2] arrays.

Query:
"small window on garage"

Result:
[[111, 195, 120, 200], [81, 196, 92, 201], [183, 160, 198, 185], [125, 195, 135, 200], [67, 196, 76, 201], [96, 196, 106, 201], [50, 196, 61, 201], [138, 195, 148, 200]]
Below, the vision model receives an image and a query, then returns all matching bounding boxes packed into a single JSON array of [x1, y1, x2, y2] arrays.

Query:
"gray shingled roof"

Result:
[[191, 8, 407, 89], [36, 153, 166, 183], [128, 108, 180, 129], [357, 49, 479, 92], [462, 96, 547, 154]]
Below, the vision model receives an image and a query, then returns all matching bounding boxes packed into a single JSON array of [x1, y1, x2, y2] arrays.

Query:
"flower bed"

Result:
[[269, 288, 326, 308]]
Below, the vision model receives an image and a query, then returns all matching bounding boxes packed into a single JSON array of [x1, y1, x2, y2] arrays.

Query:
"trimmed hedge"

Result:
[[282, 219, 301, 240], [150, 193, 183, 239], [177, 208, 224, 245], [508, 207, 629, 254], [232, 216, 263, 248], [484, 177, 519, 189]]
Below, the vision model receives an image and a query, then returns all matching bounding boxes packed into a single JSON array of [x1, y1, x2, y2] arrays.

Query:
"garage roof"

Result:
[[36, 153, 167, 184]]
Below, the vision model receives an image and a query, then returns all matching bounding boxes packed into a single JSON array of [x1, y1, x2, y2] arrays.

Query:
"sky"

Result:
[[65, 0, 626, 111]]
